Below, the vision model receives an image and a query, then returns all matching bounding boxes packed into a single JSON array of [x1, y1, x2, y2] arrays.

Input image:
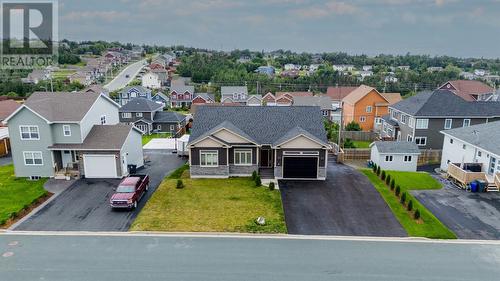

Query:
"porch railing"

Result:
[[447, 163, 487, 188], [495, 173, 500, 189]]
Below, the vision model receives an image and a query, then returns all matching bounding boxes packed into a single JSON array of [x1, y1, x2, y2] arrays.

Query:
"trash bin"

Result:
[[477, 180, 487, 192], [128, 164, 137, 174], [470, 181, 478, 193]]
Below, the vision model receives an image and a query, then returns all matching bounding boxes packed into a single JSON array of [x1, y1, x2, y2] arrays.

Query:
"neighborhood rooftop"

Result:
[[293, 96, 332, 110], [120, 97, 163, 112], [48, 124, 136, 150], [153, 111, 186, 123], [441, 121, 500, 156], [372, 141, 421, 154]]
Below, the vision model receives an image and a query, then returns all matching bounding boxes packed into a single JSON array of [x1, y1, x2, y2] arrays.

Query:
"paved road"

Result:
[[1, 233, 499, 281], [14, 150, 186, 231], [0, 155, 12, 166], [104, 59, 146, 92], [280, 160, 406, 236]]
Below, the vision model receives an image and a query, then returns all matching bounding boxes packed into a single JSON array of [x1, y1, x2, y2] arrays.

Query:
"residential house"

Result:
[[119, 97, 186, 135], [221, 86, 249, 105], [333, 65, 355, 72], [0, 99, 21, 126], [246, 95, 263, 106], [188, 106, 331, 180], [427, 66, 444, 72], [3, 92, 143, 179], [293, 96, 334, 121], [151, 92, 170, 108], [363, 65, 373, 71], [22, 69, 50, 84], [83, 84, 109, 97], [69, 71, 92, 86], [342, 85, 401, 131], [256, 66, 275, 76], [284, 64, 300, 71], [397, 66, 411, 71], [474, 69, 488, 77], [280, 70, 300, 78], [370, 141, 420, 172], [308, 64, 321, 74], [262, 92, 277, 106], [192, 93, 215, 105], [276, 92, 313, 105], [0, 127, 9, 157], [358, 70, 373, 81], [460, 72, 476, 80], [141, 71, 162, 89], [151, 68, 168, 85], [118, 86, 152, 106], [384, 75, 398, 83], [438, 80, 494, 102], [170, 85, 195, 108], [325, 86, 358, 124], [379, 90, 500, 149]]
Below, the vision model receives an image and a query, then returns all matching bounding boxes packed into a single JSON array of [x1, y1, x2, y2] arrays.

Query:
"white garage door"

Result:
[[83, 154, 117, 178]]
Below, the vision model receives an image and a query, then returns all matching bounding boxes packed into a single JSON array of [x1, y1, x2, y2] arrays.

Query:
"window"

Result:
[[463, 119, 471, 127], [136, 112, 143, 117], [450, 138, 454, 144], [404, 155, 412, 162], [415, 137, 427, 146], [408, 117, 415, 128], [401, 115, 407, 124], [391, 110, 398, 120], [234, 149, 252, 165], [416, 119, 429, 129], [100, 115, 107, 125], [20, 126, 39, 140], [385, 155, 393, 162], [23, 151, 43, 166], [200, 151, 218, 167], [122, 112, 132, 118], [375, 118, 383, 124], [322, 110, 329, 117], [130, 92, 137, 98], [360, 116, 366, 123], [61, 125, 71, 137], [170, 125, 174, 131], [478, 151, 482, 157], [444, 119, 453, 129], [407, 135, 413, 142], [366, 106, 372, 113], [157, 125, 161, 130]]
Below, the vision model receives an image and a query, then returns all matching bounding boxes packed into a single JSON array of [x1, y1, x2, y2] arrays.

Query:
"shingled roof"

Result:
[[189, 106, 329, 146], [0, 100, 21, 122], [439, 80, 494, 101], [372, 141, 421, 154], [120, 97, 163, 112], [49, 124, 137, 150], [441, 121, 500, 156]]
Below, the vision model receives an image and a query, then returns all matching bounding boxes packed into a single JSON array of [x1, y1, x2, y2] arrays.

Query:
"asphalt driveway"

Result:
[[279, 159, 406, 237], [412, 179, 500, 240], [15, 150, 186, 232], [0, 155, 12, 166]]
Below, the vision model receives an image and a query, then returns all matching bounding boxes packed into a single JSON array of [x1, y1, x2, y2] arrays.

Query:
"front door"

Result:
[[489, 157, 497, 175], [260, 149, 272, 167]]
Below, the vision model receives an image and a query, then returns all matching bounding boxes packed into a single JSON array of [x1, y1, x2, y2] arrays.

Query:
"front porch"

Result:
[[52, 150, 80, 179], [447, 163, 499, 192]]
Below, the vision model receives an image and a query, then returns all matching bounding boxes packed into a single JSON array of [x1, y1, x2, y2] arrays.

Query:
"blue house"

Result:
[[118, 86, 152, 106], [151, 92, 170, 108]]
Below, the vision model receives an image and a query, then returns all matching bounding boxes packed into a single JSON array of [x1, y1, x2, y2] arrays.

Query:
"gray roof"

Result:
[[170, 85, 194, 94], [293, 96, 332, 110], [189, 106, 329, 146], [120, 86, 151, 95], [372, 141, 421, 154], [25, 92, 104, 122], [153, 92, 169, 102], [120, 97, 163, 112], [153, 111, 186, 123], [392, 90, 500, 117], [194, 93, 215, 102], [221, 86, 248, 95], [441, 121, 500, 156], [49, 124, 136, 150], [381, 114, 398, 127]]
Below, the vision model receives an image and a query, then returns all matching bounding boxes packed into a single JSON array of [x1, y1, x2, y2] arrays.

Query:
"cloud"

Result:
[[61, 11, 129, 22], [292, 1, 359, 18]]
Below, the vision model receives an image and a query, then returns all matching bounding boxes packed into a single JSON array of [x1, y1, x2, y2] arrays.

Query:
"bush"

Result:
[[372, 163, 377, 173], [376, 166, 381, 176], [400, 192, 406, 204], [385, 175, 391, 185], [176, 179, 184, 189], [343, 138, 355, 148], [395, 185, 401, 196], [390, 179, 395, 190], [381, 171, 386, 180], [255, 175, 262, 187], [269, 182, 275, 191], [407, 200, 413, 211], [414, 209, 421, 220], [251, 171, 258, 181]]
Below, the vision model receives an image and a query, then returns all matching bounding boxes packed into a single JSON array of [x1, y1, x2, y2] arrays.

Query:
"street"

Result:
[[104, 59, 146, 92], [1, 233, 499, 281]]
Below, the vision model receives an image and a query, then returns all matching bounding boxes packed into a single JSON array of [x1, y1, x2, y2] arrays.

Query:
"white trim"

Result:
[[19, 125, 40, 140], [282, 155, 320, 179], [211, 127, 257, 145], [444, 119, 453, 129], [415, 137, 427, 146], [63, 125, 71, 137], [2, 105, 52, 124], [82, 154, 118, 178], [189, 135, 228, 147], [23, 151, 43, 166], [234, 149, 253, 166], [463, 119, 471, 127], [274, 133, 330, 149], [200, 150, 219, 167]]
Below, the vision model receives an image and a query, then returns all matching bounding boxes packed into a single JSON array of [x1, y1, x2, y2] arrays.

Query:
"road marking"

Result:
[[2, 251, 14, 258]]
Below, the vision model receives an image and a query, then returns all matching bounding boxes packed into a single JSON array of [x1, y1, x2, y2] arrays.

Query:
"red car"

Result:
[[110, 174, 150, 209]]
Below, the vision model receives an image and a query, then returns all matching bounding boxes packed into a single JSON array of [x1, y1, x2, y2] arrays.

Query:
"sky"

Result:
[[58, 0, 500, 58]]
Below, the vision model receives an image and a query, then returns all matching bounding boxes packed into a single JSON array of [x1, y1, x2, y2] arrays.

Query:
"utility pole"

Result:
[[414, 83, 418, 95], [338, 101, 343, 149]]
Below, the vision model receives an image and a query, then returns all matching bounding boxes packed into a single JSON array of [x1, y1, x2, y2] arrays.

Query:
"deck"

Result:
[[447, 163, 499, 191]]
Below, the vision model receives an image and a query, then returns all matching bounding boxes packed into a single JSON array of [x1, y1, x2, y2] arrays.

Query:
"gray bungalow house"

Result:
[[3, 92, 144, 179], [188, 106, 331, 180]]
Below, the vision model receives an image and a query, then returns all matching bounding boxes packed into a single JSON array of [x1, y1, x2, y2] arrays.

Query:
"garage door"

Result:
[[83, 155, 117, 178], [283, 157, 318, 179]]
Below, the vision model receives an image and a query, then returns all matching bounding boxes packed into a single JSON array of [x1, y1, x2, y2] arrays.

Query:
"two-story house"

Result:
[[3, 92, 144, 179], [438, 80, 494, 101], [379, 90, 500, 149], [118, 86, 152, 106], [220, 86, 248, 105], [293, 96, 334, 121], [192, 93, 215, 105], [170, 85, 195, 108], [120, 97, 186, 136]]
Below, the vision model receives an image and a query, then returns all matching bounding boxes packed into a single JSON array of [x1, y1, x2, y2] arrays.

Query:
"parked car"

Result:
[[110, 174, 150, 209]]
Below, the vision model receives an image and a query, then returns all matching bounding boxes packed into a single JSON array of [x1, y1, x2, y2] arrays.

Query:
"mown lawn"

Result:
[[0, 165, 48, 226], [142, 133, 171, 145], [385, 171, 442, 190], [352, 140, 372, 148], [131, 177, 286, 233], [361, 169, 456, 239]]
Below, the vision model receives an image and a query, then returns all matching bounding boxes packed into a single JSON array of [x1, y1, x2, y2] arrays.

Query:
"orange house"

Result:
[[342, 85, 401, 131]]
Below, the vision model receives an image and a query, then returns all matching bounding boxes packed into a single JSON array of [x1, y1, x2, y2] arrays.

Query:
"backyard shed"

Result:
[[370, 141, 421, 172]]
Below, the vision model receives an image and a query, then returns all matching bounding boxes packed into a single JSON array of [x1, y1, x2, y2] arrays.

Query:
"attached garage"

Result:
[[283, 156, 318, 179], [83, 154, 118, 178]]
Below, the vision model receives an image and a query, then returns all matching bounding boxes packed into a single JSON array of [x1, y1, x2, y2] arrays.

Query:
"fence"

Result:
[[338, 148, 442, 166], [417, 149, 442, 166], [340, 131, 379, 142], [342, 148, 371, 161]]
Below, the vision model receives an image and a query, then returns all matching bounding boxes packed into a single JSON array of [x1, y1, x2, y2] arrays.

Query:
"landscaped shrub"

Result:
[[400, 192, 406, 204], [176, 179, 184, 189], [376, 166, 381, 176], [255, 175, 262, 187], [372, 163, 377, 173], [381, 171, 386, 181], [269, 182, 275, 191], [414, 209, 421, 220], [395, 185, 401, 196], [385, 174, 391, 185], [251, 171, 258, 181], [407, 200, 413, 211], [390, 179, 395, 190]]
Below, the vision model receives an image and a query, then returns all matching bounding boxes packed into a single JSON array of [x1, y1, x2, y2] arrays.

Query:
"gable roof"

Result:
[[221, 86, 248, 95], [440, 80, 494, 101], [153, 111, 186, 123], [83, 85, 108, 96], [189, 106, 329, 146], [391, 90, 500, 117], [293, 96, 332, 110], [372, 141, 421, 154], [152, 92, 169, 102], [276, 91, 313, 98], [170, 85, 195, 94], [441, 121, 500, 156], [325, 86, 358, 101], [193, 93, 215, 102], [380, 93, 402, 105], [120, 85, 151, 95], [120, 97, 163, 112], [342, 85, 388, 105], [0, 100, 21, 121]]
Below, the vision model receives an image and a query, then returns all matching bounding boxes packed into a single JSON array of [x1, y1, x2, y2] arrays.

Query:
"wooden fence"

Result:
[[342, 148, 371, 161], [417, 150, 442, 166], [338, 148, 442, 166], [341, 131, 379, 142]]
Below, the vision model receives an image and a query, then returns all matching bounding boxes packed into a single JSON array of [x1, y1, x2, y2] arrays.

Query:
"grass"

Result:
[[352, 140, 371, 148], [0, 165, 48, 226], [361, 169, 456, 239], [131, 177, 286, 233], [166, 164, 190, 179], [142, 133, 171, 145], [385, 171, 442, 190], [51, 69, 76, 79]]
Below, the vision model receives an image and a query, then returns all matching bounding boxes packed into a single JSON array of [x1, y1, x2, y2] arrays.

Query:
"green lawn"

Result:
[[361, 169, 456, 239], [385, 171, 442, 190], [0, 165, 48, 226], [142, 133, 171, 145], [352, 140, 372, 148], [52, 69, 76, 79], [131, 176, 286, 233]]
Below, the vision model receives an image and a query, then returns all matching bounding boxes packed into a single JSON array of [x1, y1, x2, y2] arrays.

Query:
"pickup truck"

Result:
[[110, 174, 150, 209]]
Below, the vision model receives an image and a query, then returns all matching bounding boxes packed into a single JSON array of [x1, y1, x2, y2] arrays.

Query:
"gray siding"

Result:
[[275, 149, 327, 167], [190, 148, 228, 166], [229, 147, 257, 165], [80, 97, 119, 139], [119, 111, 154, 123], [51, 123, 82, 144]]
